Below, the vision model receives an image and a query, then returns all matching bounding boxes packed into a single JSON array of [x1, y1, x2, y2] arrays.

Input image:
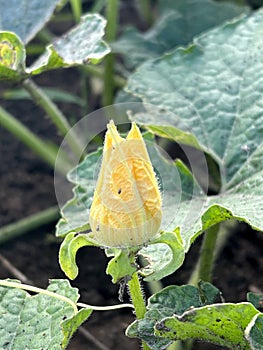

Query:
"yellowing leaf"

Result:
[[89, 121, 162, 248]]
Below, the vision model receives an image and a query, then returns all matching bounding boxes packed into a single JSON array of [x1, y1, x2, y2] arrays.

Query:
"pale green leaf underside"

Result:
[[0, 0, 61, 43], [126, 9, 263, 247], [0, 279, 92, 350], [28, 14, 110, 75], [127, 10, 263, 186]]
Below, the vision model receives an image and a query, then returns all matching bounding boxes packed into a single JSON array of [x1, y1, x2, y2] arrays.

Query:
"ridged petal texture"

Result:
[[89, 121, 162, 247]]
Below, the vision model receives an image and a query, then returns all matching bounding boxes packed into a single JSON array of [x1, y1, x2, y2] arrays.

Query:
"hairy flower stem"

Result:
[[127, 272, 150, 350]]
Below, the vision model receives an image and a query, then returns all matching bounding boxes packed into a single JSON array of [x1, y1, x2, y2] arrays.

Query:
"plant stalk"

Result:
[[190, 224, 220, 286], [0, 105, 68, 174], [70, 0, 82, 23], [22, 79, 83, 158], [189, 221, 236, 286], [127, 272, 150, 350], [137, 0, 154, 26], [84, 64, 126, 88], [103, 0, 119, 106], [0, 206, 59, 244]]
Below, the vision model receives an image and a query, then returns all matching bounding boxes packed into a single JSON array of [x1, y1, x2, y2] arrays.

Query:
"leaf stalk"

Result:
[[22, 79, 83, 158], [103, 0, 119, 106]]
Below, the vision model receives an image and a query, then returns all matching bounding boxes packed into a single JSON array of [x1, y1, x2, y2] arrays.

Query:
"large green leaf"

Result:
[[0, 0, 61, 44], [113, 0, 248, 68], [29, 14, 110, 75], [126, 9, 263, 250], [0, 279, 92, 350], [126, 282, 222, 350], [156, 303, 260, 349]]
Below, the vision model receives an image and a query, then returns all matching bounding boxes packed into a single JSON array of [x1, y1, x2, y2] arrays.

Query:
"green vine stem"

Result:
[[0, 105, 69, 174], [0, 280, 134, 315], [103, 0, 119, 106], [77, 302, 134, 311], [0, 206, 59, 244], [22, 79, 83, 158], [0, 280, 79, 314], [127, 272, 150, 350]]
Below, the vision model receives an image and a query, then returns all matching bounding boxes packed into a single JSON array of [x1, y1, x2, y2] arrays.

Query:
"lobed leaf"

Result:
[[126, 282, 221, 350], [126, 9, 263, 250], [113, 0, 248, 69], [0, 279, 92, 350], [156, 303, 260, 349]]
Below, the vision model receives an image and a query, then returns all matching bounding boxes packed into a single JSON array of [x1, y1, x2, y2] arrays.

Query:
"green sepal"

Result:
[[106, 249, 137, 284], [59, 232, 99, 280], [139, 230, 185, 281]]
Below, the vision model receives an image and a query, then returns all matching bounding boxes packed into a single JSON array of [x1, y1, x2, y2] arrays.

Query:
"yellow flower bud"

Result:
[[89, 120, 162, 248]]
